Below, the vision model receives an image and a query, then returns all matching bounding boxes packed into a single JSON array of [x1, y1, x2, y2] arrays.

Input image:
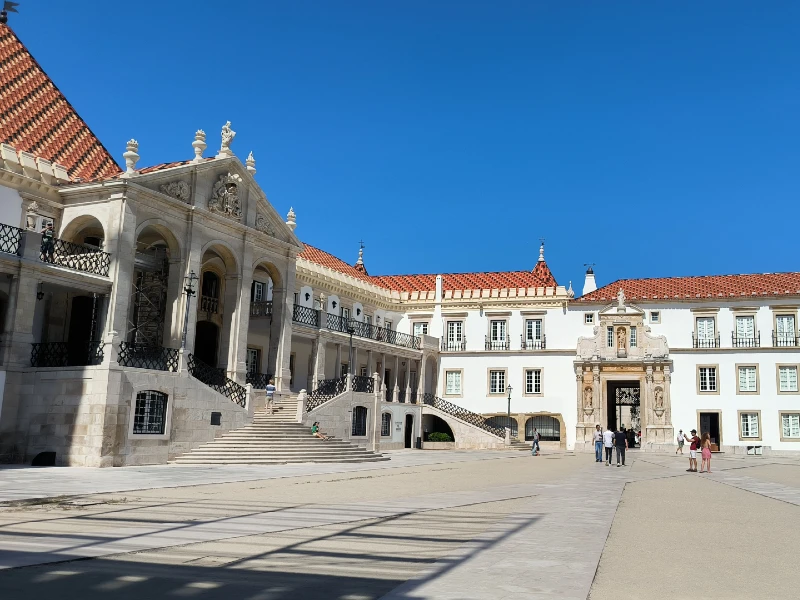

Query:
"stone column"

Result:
[[312, 336, 326, 388], [217, 274, 240, 371], [0, 273, 24, 367], [228, 263, 253, 384], [164, 257, 185, 347], [366, 349, 373, 376], [103, 194, 137, 365], [592, 366, 602, 429], [393, 355, 400, 399], [335, 343, 342, 378], [405, 358, 412, 399], [418, 355, 427, 397], [271, 260, 296, 393], [180, 240, 203, 355]]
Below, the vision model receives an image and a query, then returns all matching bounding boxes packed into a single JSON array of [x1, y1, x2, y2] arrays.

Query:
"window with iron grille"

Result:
[[489, 370, 505, 394], [525, 369, 542, 394], [352, 406, 368, 436], [699, 367, 717, 392], [133, 391, 168, 434], [381, 412, 392, 437], [525, 415, 560, 441], [740, 412, 759, 438]]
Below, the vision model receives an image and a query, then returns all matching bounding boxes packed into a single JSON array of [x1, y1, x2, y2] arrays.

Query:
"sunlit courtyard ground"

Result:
[[1, 449, 798, 599]]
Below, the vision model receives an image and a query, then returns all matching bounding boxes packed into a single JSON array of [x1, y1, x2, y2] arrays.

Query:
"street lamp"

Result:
[[506, 384, 513, 438], [181, 270, 198, 348]]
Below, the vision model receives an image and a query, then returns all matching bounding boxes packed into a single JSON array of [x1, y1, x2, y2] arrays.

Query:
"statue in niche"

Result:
[[654, 387, 664, 409], [617, 327, 627, 351], [583, 386, 593, 408]]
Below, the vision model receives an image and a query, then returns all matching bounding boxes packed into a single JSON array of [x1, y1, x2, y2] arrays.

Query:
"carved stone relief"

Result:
[[160, 180, 191, 202], [255, 213, 274, 235], [208, 173, 242, 219]]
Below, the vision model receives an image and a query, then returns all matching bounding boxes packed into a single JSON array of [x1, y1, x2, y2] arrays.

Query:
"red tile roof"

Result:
[[298, 243, 374, 283], [0, 24, 121, 181], [578, 272, 800, 302]]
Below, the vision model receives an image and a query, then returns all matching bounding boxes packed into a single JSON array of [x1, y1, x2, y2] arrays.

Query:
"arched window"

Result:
[[381, 412, 392, 437], [352, 406, 368, 436], [486, 416, 517, 438], [133, 391, 168, 434], [201, 271, 220, 298], [525, 416, 560, 441]]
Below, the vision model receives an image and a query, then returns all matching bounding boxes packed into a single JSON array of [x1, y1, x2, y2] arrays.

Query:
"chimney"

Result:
[[583, 264, 597, 295]]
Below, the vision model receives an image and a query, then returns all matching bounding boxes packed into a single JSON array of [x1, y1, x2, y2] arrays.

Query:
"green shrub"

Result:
[[428, 432, 452, 442]]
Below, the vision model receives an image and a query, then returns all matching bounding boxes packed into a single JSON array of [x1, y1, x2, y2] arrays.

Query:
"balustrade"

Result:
[[118, 342, 178, 371]]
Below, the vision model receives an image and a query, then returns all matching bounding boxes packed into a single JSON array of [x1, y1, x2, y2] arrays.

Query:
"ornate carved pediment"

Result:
[[159, 180, 191, 202], [255, 213, 275, 236], [209, 173, 242, 220]]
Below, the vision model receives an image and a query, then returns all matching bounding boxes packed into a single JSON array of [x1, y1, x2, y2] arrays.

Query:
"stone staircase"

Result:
[[171, 394, 388, 465]]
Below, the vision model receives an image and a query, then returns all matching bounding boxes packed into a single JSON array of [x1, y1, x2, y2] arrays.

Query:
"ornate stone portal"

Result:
[[575, 291, 673, 449]]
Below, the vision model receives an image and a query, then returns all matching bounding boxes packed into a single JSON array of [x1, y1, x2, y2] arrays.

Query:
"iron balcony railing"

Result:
[[0, 223, 23, 256], [692, 333, 720, 349], [31, 341, 104, 367], [118, 342, 179, 371], [397, 390, 406, 403], [306, 376, 347, 411], [187, 354, 246, 407], [521, 334, 546, 350], [421, 393, 505, 438], [327, 312, 348, 332], [200, 295, 219, 314], [485, 336, 510, 351], [352, 375, 374, 393], [40, 236, 110, 276], [249, 300, 273, 318], [732, 332, 760, 348], [292, 304, 320, 328], [246, 372, 274, 389], [441, 338, 466, 352], [773, 332, 800, 347], [409, 391, 418, 404]]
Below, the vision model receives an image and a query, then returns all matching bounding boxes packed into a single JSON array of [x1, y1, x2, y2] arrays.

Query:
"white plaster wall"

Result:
[[0, 185, 23, 229]]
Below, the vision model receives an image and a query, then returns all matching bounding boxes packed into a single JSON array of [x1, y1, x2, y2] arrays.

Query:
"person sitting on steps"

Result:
[[311, 421, 332, 441]]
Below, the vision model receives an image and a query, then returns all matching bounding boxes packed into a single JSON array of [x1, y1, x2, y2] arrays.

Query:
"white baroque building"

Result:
[[1, 22, 798, 465]]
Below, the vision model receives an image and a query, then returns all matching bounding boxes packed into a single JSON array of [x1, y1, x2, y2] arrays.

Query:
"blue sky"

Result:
[[11, 1, 800, 289]]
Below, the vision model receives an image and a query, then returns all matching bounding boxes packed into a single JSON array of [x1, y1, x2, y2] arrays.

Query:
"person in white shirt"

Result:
[[602, 427, 615, 465], [593, 424, 603, 462]]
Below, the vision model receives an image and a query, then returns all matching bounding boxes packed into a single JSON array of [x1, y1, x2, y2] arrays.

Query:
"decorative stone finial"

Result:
[[192, 130, 207, 163], [538, 240, 545, 263], [122, 139, 139, 176], [217, 121, 236, 158], [354, 240, 368, 275], [286, 207, 297, 231], [567, 281, 574, 298], [246, 151, 256, 175]]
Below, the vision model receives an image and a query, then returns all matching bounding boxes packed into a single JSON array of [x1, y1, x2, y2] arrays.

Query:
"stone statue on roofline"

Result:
[[218, 121, 236, 158]]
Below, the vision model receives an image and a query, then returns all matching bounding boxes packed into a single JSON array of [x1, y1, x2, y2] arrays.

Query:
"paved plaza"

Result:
[[1, 450, 798, 600]]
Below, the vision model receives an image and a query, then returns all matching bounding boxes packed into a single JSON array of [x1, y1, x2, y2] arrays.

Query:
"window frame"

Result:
[[606, 326, 614, 348], [629, 326, 637, 348], [351, 405, 369, 437], [251, 280, 266, 302], [738, 410, 762, 441], [695, 315, 717, 340], [525, 318, 543, 342], [773, 310, 798, 345], [443, 369, 463, 397], [584, 313, 594, 325], [735, 363, 759, 395], [734, 314, 756, 342], [523, 368, 543, 396], [129, 389, 171, 440], [412, 321, 429, 337], [246, 347, 262, 375], [776, 364, 800, 394], [489, 319, 508, 342], [779, 411, 800, 442], [650, 311, 660, 323], [380, 412, 392, 437], [447, 320, 464, 342], [487, 368, 508, 396], [697, 364, 720, 394]]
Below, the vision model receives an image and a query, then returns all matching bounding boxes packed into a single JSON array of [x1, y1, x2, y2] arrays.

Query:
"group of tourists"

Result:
[[676, 428, 713, 473], [593, 424, 632, 467]]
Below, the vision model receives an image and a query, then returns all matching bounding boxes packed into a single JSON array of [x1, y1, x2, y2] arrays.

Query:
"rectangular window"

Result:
[[413, 322, 429, 336], [381, 412, 391, 437], [650, 311, 660, 323], [607, 326, 613, 348], [293, 292, 299, 305], [360, 366, 368, 377], [385, 320, 393, 331], [364, 315, 371, 325], [740, 412, 759, 438], [779, 366, 798, 392], [342, 307, 351, 321], [735, 316, 755, 339], [246, 348, 261, 374], [696, 317, 715, 339], [782, 413, 800, 439], [251, 281, 265, 301], [525, 319, 542, 341], [776, 315, 796, 345], [525, 369, 542, 394], [629, 327, 637, 348], [490, 320, 507, 341], [738, 366, 757, 393], [489, 370, 506, 394], [445, 370, 462, 395], [699, 367, 717, 392], [447, 321, 463, 341], [133, 391, 168, 435], [584, 313, 594, 324]]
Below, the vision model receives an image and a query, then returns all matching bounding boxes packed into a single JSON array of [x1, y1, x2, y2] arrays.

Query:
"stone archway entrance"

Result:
[[606, 380, 640, 432]]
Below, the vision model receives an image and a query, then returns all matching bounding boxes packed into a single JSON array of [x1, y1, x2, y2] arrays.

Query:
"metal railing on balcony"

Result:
[[692, 333, 720, 349], [246, 372, 274, 389], [326, 312, 349, 332], [397, 390, 406, 403], [40, 237, 111, 276], [292, 304, 320, 328], [441, 338, 466, 352], [421, 393, 505, 438], [409, 391, 418, 404], [200, 295, 219, 314], [521, 335, 546, 350], [31, 341, 104, 367], [187, 354, 246, 407], [118, 342, 179, 371], [485, 336, 510, 351], [773, 332, 800, 347], [306, 376, 347, 411], [0, 223, 22, 256], [249, 300, 273, 318], [732, 332, 760, 348], [352, 375, 374, 393]]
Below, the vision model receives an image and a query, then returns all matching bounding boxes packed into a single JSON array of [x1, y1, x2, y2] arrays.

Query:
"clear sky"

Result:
[[10, 1, 800, 290]]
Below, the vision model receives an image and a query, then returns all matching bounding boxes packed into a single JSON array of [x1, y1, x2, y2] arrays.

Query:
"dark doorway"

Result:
[[194, 321, 219, 367], [699, 412, 721, 450], [404, 414, 414, 448], [606, 380, 641, 433], [67, 295, 96, 365]]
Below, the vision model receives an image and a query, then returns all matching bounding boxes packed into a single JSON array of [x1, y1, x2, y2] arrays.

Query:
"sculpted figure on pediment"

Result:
[[160, 180, 191, 202], [209, 173, 242, 220], [255, 213, 274, 235]]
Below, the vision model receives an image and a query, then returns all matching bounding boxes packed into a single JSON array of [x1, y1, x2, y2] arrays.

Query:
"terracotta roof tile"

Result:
[[578, 272, 800, 302], [298, 244, 374, 283], [0, 24, 121, 181]]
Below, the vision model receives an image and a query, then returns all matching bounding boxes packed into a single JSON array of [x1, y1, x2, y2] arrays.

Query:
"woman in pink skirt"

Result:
[[699, 432, 713, 473]]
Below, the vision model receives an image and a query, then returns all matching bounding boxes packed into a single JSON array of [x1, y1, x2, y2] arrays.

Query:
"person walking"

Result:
[[676, 429, 684, 455], [614, 426, 628, 467], [699, 432, 713, 473], [265, 378, 276, 414], [531, 428, 540, 456], [593, 424, 603, 462], [684, 429, 701, 472], [603, 426, 614, 465]]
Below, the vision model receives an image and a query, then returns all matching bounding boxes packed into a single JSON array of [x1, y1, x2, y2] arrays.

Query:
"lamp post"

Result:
[[506, 384, 513, 438], [181, 270, 198, 348]]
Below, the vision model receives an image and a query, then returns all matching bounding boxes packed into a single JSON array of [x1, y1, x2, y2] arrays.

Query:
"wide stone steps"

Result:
[[171, 411, 388, 465]]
